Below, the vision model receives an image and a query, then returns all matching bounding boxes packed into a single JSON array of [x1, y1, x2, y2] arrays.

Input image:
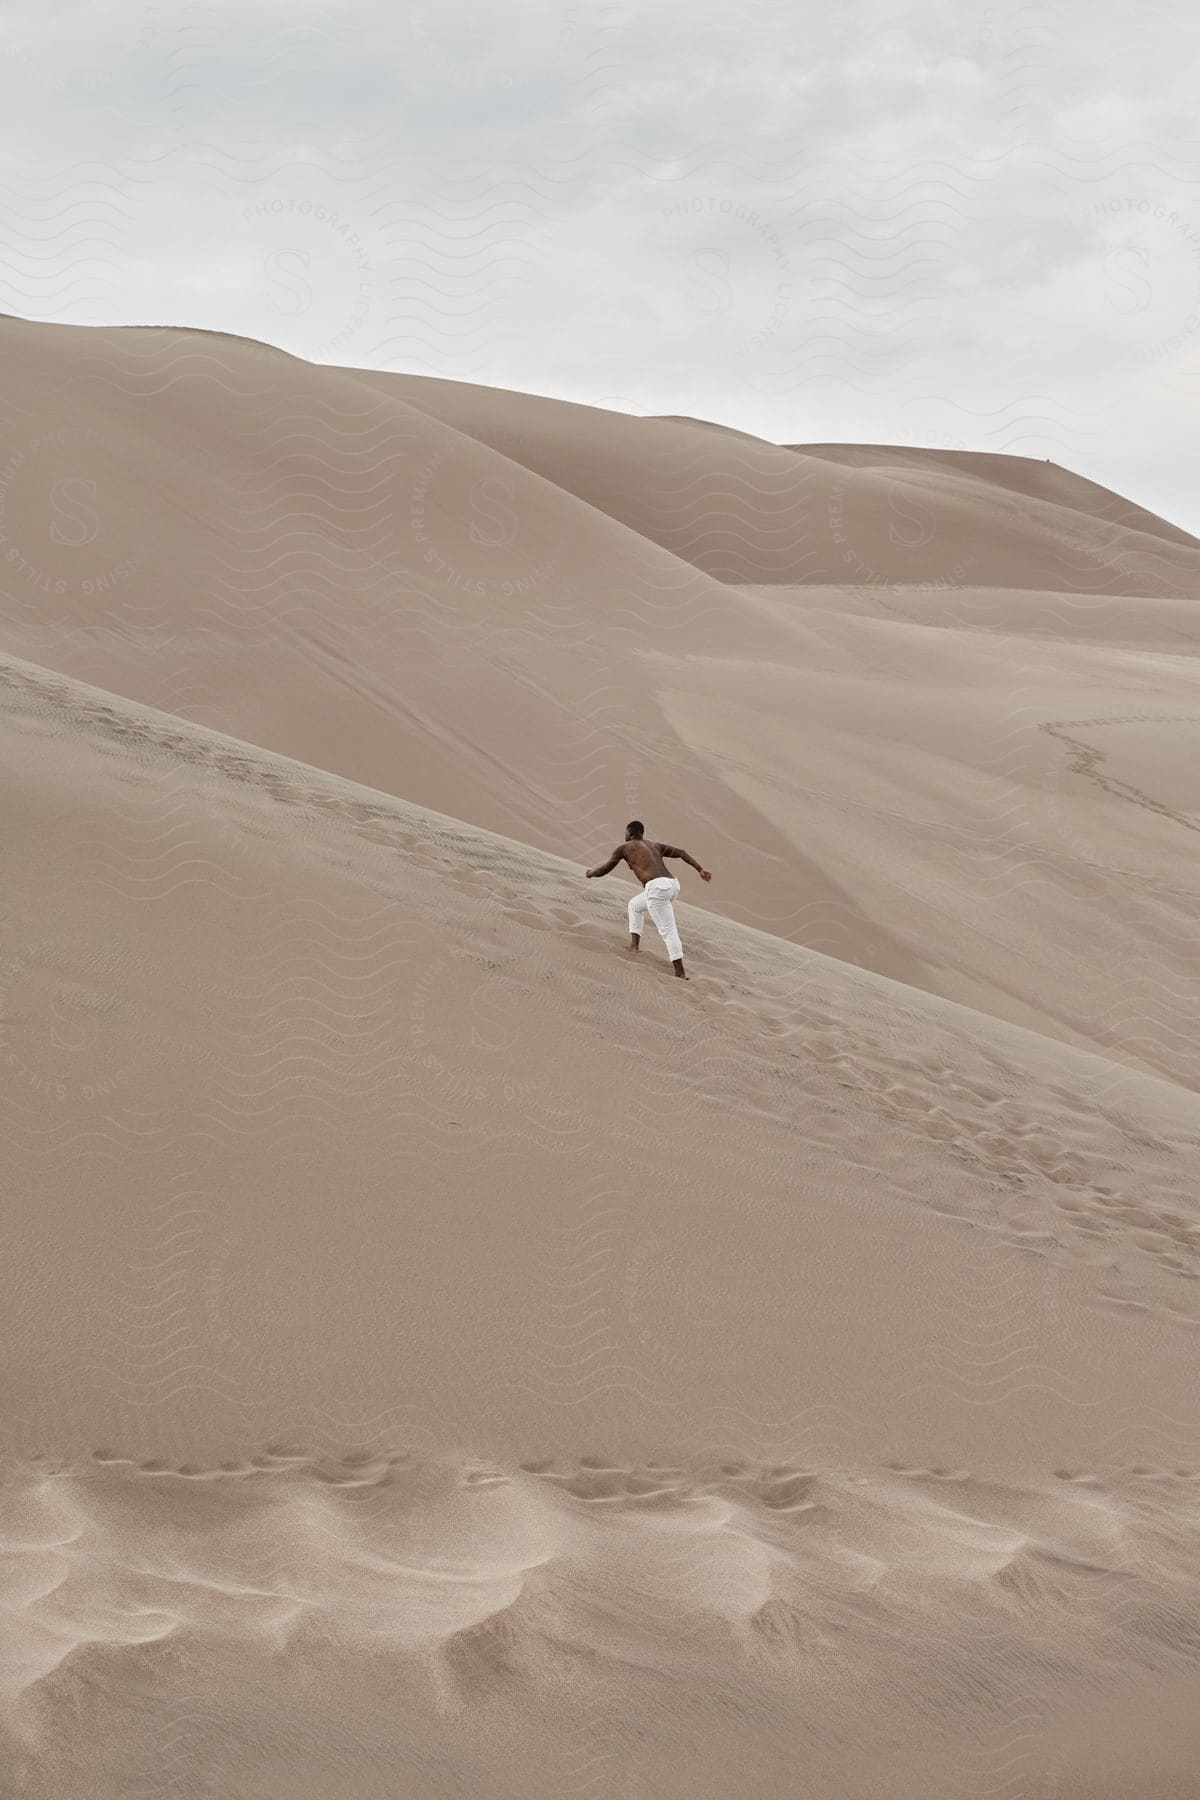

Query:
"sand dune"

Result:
[[2, 319, 1200, 1796], [2, 646, 1199, 1796], [384, 368, 1200, 586], [3, 316, 1200, 1088]]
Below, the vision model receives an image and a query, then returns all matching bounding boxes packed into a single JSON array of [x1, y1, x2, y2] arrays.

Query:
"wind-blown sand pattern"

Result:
[[2, 318, 1199, 1797]]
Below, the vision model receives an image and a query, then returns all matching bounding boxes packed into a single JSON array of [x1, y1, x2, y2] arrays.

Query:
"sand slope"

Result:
[[2, 651, 1199, 1798], [2, 316, 1200, 1089], [386, 370, 1200, 585], [3, 320, 1199, 1795]]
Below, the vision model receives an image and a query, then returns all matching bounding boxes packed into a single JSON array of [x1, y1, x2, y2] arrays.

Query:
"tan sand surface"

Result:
[[1, 319, 1199, 1797], [3, 316, 1199, 1088]]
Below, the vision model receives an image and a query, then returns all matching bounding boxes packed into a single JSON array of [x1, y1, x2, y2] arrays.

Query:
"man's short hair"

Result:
[[626, 820, 645, 838]]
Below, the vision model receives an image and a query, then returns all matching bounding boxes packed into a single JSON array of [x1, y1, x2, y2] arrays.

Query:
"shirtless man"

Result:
[[585, 820, 712, 979]]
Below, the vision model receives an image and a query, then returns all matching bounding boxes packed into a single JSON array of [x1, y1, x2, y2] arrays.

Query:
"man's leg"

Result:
[[646, 881, 688, 978], [627, 887, 648, 953]]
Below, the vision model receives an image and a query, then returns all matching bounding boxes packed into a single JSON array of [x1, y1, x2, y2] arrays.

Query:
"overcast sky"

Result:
[[5, 0, 1200, 532]]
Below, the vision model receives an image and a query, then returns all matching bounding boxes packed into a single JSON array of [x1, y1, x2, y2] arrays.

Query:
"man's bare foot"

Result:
[[628, 935, 640, 953], [673, 960, 689, 980]]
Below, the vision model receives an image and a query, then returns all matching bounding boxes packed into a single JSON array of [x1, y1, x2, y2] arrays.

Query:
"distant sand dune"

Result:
[[3, 318, 1200, 1086]]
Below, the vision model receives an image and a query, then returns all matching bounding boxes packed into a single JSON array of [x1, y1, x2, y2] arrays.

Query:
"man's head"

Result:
[[625, 820, 645, 841]]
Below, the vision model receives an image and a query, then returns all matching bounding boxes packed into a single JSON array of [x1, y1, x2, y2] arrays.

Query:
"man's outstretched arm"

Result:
[[657, 843, 713, 882], [586, 847, 625, 878]]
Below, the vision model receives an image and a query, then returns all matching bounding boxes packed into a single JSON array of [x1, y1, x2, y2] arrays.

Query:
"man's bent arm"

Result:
[[657, 843, 704, 874], [586, 848, 624, 878]]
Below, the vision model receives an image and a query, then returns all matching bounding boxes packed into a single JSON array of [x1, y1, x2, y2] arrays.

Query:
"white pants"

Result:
[[628, 876, 683, 960]]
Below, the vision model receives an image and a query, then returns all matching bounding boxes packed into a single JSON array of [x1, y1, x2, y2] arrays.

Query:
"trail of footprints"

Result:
[[821, 1049, 1199, 1311], [83, 1446, 1200, 1491]]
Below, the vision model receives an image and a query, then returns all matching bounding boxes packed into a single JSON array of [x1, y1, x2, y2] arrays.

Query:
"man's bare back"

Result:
[[585, 821, 712, 978], [617, 838, 672, 884]]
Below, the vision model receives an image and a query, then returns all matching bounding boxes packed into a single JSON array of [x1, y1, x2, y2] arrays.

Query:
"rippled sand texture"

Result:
[[2, 317, 1199, 1797], [4, 1454, 1200, 1799]]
